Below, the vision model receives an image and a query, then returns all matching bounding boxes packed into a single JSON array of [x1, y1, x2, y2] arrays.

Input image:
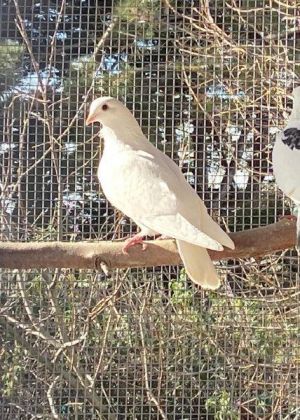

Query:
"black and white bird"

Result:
[[272, 86, 300, 251], [86, 97, 235, 289]]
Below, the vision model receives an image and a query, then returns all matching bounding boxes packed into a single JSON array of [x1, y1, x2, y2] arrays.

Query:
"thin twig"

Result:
[[47, 376, 61, 420]]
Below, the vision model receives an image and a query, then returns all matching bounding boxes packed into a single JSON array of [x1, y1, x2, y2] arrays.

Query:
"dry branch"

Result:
[[0, 219, 296, 270]]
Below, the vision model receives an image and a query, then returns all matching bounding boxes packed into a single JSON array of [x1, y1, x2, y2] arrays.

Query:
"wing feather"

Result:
[[139, 213, 223, 251]]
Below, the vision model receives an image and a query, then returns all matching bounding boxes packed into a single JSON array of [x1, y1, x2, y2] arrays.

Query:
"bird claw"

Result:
[[157, 234, 171, 240], [122, 235, 147, 254], [279, 214, 297, 222]]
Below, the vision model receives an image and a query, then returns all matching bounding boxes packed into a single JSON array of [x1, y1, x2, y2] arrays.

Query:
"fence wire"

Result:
[[0, 0, 299, 418]]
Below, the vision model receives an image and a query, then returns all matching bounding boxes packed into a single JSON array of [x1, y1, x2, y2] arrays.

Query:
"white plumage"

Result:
[[272, 86, 300, 250], [86, 97, 235, 289]]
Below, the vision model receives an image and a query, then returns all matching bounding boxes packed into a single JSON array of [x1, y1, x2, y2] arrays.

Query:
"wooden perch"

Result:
[[0, 218, 296, 270]]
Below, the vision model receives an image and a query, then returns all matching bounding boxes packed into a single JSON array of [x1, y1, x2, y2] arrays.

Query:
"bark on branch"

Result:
[[0, 219, 296, 270]]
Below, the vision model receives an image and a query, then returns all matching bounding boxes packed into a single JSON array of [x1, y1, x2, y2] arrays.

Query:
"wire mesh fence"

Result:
[[0, 0, 299, 418]]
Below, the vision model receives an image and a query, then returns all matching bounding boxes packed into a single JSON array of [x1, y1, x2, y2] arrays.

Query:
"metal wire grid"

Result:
[[0, 0, 299, 418]]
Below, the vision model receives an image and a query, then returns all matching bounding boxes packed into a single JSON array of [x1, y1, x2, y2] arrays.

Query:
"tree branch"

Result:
[[0, 219, 295, 270]]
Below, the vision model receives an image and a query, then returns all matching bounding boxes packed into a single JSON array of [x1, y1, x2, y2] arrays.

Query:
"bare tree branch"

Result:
[[0, 219, 295, 270]]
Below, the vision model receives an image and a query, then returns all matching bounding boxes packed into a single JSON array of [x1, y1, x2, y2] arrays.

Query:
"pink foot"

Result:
[[279, 214, 297, 222], [122, 234, 147, 254]]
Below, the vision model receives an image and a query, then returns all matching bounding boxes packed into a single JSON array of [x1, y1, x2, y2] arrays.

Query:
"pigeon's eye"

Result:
[[102, 104, 109, 111]]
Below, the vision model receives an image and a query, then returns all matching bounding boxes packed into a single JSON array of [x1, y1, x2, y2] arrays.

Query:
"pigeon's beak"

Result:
[[86, 112, 97, 126]]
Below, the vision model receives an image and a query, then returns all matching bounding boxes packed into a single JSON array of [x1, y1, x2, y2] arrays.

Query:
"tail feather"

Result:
[[296, 206, 300, 252], [176, 240, 220, 290]]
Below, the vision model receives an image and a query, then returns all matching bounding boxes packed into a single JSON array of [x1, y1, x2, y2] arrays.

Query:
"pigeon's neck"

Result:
[[101, 125, 147, 152]]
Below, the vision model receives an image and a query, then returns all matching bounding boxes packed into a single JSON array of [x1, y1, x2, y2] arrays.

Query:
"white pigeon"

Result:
[[273, 86, 300, 251], [86, 97, 235, 289]]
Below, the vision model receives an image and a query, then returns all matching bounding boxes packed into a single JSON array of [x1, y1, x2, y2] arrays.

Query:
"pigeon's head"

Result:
[[293, 86, 300, 100], [86, 97, 135, 129], [291, 86, 300, 116]]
